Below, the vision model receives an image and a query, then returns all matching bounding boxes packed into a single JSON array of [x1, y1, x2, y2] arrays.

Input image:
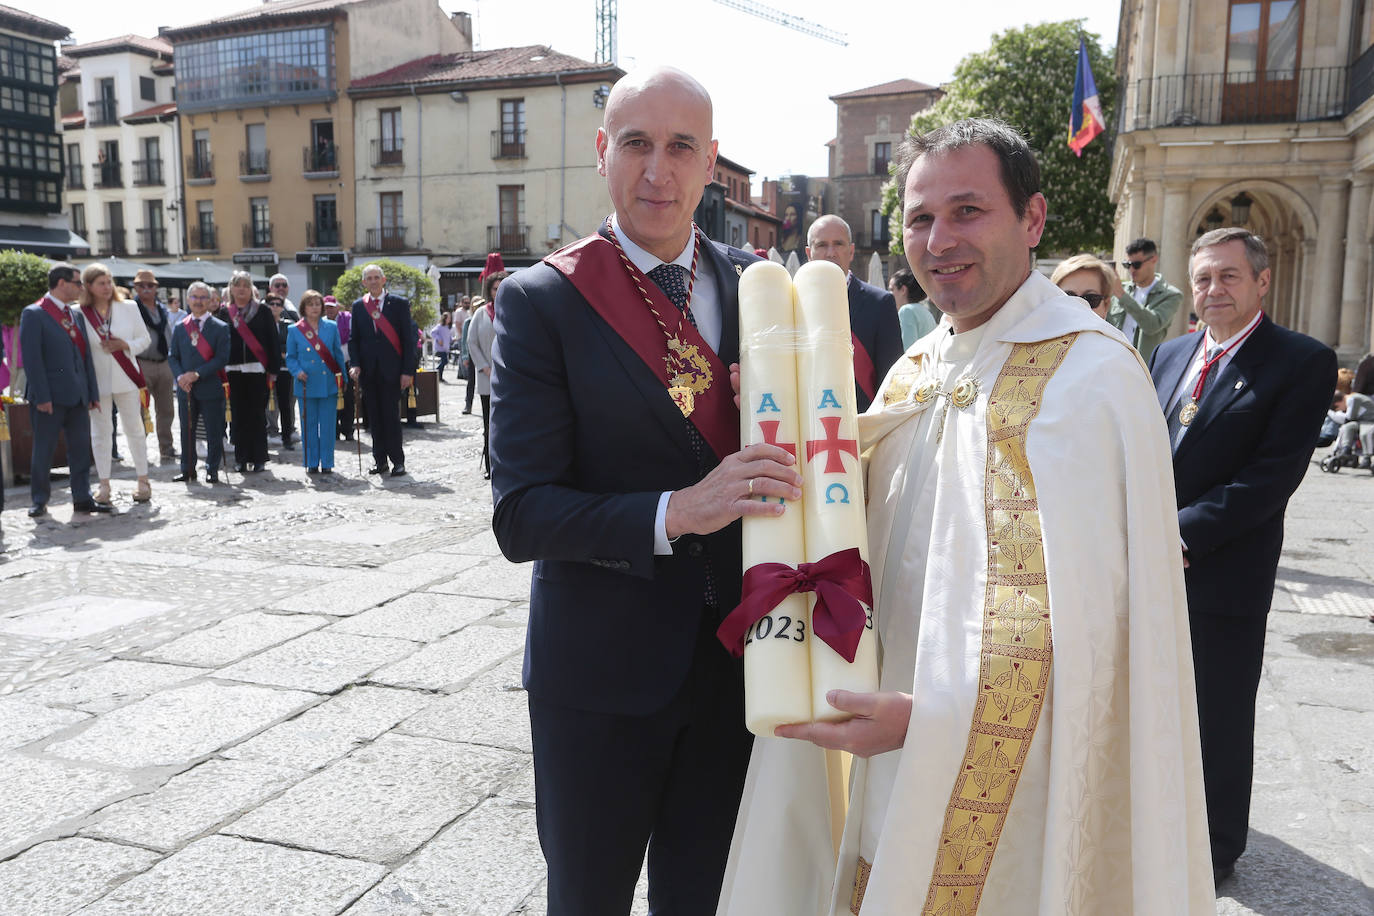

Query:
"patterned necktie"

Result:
[[646, 261, 719, 609], [1168, 343, 1224, 448]]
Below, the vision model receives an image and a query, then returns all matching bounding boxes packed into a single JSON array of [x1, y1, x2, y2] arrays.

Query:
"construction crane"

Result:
[[595, 0, 617, 64], [712, 0, 847, 46]]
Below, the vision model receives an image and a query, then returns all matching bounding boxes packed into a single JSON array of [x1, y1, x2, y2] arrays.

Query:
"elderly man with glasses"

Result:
[[268, 274, 299, 321], [1106, 236, 1183, 362]]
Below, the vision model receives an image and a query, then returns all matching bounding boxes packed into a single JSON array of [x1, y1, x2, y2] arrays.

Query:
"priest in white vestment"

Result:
[[717, 119, 1213, 916]]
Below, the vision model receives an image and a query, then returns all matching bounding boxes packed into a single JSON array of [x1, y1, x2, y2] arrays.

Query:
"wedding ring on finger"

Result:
[[747, 477, 755, 497]]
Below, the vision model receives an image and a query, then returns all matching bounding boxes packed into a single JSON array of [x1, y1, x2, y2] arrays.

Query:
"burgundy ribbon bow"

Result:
[[717, 547, 873, 663]]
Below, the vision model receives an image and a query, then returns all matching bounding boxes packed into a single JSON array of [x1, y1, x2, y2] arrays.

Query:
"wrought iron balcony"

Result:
[[92, 161, 122, 188], [487, 224, 530, 254], [370, 138, 403, 167], [491, 129, 527, 159], [87, 100, 118, 126], [132, 158, 164, 186], [365, 226, 406, 251], [187, 152, 214, 182], [306, 220, 341, 248], [239, 150, 270, 178], [137, 227, 167, 255], [303, 143, 338, 175], [97, 228, 127, 256], [1119, 67, 1349, 132], [243, 222, 273, 249], [1350, 44, 1374, 115], [189, 225, 217, 251], [64, 164, 84, 189]]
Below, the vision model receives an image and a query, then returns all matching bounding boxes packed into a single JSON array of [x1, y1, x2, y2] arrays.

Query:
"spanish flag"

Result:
[[1068, 38, 1104, 157]]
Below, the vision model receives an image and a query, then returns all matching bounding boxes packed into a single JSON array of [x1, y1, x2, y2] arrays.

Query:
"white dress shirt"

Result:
[[1165, 309, 1264, 416]]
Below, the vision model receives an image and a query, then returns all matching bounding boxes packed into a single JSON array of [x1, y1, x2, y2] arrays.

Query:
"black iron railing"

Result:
[[137, 227, 167, 255], [190, 225, 217, 251], [239, 150, 270, 177], [1349, 44, 1374, 114], [487, 224, 529, 254], [1119, 67, 1349, 131], [307, 220, 340, 248], [187, 152, 213, 181], [92, 161, 122, 188], [132, 158, 164, 186], [97, 229, 127, 256], [243, 222, 273, 248], [371, 138, 403, 166], [87, 100, 118, 126], [366, 226, 406, 251], [303, 143, 338, 173], [491, 129, 527, 159]]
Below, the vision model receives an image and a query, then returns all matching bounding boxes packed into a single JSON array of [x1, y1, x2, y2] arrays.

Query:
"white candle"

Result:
[[738, 261, 812, 734], [793, 261, 879, 721]]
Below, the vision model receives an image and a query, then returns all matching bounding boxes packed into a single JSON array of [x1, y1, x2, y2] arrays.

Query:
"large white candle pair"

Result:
[[736, 259, 879, 736]]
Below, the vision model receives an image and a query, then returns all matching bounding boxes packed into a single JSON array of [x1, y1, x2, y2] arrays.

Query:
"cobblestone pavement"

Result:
[[0, 377, 1370, 915]]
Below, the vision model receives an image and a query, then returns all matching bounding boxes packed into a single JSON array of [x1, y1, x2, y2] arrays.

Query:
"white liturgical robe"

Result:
[[717, 272, 1213, 916]]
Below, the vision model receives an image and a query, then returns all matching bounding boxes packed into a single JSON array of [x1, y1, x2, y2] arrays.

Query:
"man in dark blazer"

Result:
[[489, 67, 802, 916], [805, 214, 903, 412], [1149, 227, 1335, 887], [18, 263, 108, 517], [169, 282, 231, 484], [348, 264, 416, 477]]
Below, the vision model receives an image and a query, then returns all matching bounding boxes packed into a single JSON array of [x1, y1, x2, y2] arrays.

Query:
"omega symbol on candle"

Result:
[[825, 483, 851, 504]]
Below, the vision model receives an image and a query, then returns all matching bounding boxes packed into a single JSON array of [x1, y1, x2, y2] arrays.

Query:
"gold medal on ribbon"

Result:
[[1179, 399, 1198, 426]]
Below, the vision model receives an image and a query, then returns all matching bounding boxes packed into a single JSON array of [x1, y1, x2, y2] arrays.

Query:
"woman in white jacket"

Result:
[[79, 263, 152, 504]]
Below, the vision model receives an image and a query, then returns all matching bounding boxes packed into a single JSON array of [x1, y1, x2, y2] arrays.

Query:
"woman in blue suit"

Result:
[[285, 289, 348, 474]]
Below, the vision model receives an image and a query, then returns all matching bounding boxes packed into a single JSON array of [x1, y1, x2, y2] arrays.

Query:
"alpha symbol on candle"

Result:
[[758, 419, 796, 459], [825, 483, 850, 504], [817, 388, 842, 410], [756, 392, 781, 414], [806, 416, 858, 474]]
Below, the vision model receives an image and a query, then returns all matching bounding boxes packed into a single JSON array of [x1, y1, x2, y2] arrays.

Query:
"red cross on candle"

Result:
[[806, 416, 857, 474], [757, 419, 796, 459]]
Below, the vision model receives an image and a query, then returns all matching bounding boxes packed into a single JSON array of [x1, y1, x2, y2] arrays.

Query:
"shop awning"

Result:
[[0, 225, 90, 258]]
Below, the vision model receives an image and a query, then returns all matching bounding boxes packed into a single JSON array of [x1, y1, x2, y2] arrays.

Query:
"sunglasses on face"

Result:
[[1121, 258, 1151, 270], [1063, 290, 1106, 308], [134, 282, 157, 289]]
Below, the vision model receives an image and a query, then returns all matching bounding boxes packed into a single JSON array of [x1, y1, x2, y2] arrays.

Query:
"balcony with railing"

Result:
[[97, 228, 127, 256], [370, 138, 403, 167], [239, 150, 270, 180], [1350, 44, 1374, 114], [491, 129, 527, 159], [243, 222, 273, 249], [92, 161, 122, 189], [303, 143, 339, 177], [64, 164, 84, 190], [1119, 67, 1349, 132], [189, 225, 217, 252], [137, 227, 167, 255], [487, 224, 530, 254], [132, 158, 164, 187], [306, 220, 341, 248], [187, 152, 214, 183], [365, 226, 406, 251], [87, 100, 118, 127]]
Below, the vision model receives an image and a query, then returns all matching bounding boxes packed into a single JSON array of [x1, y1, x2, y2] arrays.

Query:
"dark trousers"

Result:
[[29, 401, 93, 508], [178, 391, 225, 476], [1190, 611, 1269, 868], [528, 615, 753, 916], [464, 359, 476, 411], [480, 393, 491, 474], [360, 373, 404, 467], [338, 381, 356, 439], [435, 350, 450, 380], [228, 372, 270, 465], [275, 369, 295, 441]]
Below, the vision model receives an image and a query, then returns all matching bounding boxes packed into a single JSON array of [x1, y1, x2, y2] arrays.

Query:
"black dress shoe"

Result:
[[250, 462, 265, 473], [172, 472, 196, 483], [320, 468, 334, 475], [282, 439, 295, 450], [461, 409, 472, 415], [235, 463, 248, 473], [1213, 862, 1235, 887], [73, 501, 115, 514], [307, 467, 320, 475], [28, 505, 47, 518], [390, 466, 407, 477], [207, 471, 220, 484], [368, 465, 388, 475]]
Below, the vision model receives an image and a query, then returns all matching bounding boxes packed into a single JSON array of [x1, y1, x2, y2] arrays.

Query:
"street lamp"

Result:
[[1230, 192, 1253, 225], [1204, 205, 1225, 232]]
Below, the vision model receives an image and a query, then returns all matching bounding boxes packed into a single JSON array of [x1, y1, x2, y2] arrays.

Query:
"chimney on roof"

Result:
[[451, 11, 473, 51]]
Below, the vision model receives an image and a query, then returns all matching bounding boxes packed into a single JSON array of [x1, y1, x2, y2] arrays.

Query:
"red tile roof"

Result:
[[0, 3, 69, 40], [124, 102, 177, 122], [164, 0, 353, 40], [829, 78, 939, 100], [66, 34, 173, 59], [62, 111, 85, 128], [350, 45, 618, 90]]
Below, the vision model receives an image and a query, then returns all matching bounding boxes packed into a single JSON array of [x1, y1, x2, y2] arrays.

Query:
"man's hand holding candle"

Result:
[[664, 443, 802, 538]]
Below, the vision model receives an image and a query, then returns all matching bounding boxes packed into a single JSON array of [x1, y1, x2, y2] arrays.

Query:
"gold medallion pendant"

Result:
[[664, 336, 712, 418], [1179, 399, 1199, 426]]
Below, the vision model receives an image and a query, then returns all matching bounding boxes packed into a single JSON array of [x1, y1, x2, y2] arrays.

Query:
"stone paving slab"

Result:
[[0, 837, 161, 916], [16, 659, 204, 713], [0, 595, 177, 641], [223, 685, 432, 772], [141, 611, 328, 668], [432, 528, 502, 557], [0, 754, 139, 857], [373, 551, 485, 584], [369, 623, 526, 692], [399, 656, 530, 753], [45, 681, 318, 769], [427, 561, 531, 601], [328, 594, 506, 643], [343, 798, 542, 916], [224, 732, 526, 864], [269, 572, 417, 617], [0, 697, 88, 750], [81, 757, 303, 852], [75, 834, 385, 916], [213, 631, 418, 694]]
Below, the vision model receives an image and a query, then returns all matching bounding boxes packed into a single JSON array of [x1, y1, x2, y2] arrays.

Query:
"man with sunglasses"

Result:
[[131, 269, 178, 462], [1108, 237, 1182, 362]]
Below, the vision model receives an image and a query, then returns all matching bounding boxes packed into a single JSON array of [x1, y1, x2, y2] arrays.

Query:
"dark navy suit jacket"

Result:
[[847, 273, 903, 413], [348, 293, 418, 380], [169, 314, 231, 399], [19, 297, 98, 407], [490, 235, 759, 716], [1149, 316, 1335, 616]]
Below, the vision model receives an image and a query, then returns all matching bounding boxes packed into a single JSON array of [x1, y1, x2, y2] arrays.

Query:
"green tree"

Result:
[[333, 259, 439, 333], [884, 21, 1117, 256], [0, 249, 52, 326]]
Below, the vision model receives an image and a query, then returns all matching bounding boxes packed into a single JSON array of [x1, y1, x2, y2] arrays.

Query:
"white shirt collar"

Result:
[[611, 213, 695, 275], [1203, 309, 1264, 354]]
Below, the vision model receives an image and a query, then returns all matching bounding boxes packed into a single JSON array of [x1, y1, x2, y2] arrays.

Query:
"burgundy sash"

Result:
[[182, 315, 228, 383], [545, 235, 740, 460], [81, 304, 147, 391], [364, 295, 403, 356], [851, 332, 877, 404], [227, 304, 273, 372], [295, 319, 343, 380], [39, 297, 89, 360]]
